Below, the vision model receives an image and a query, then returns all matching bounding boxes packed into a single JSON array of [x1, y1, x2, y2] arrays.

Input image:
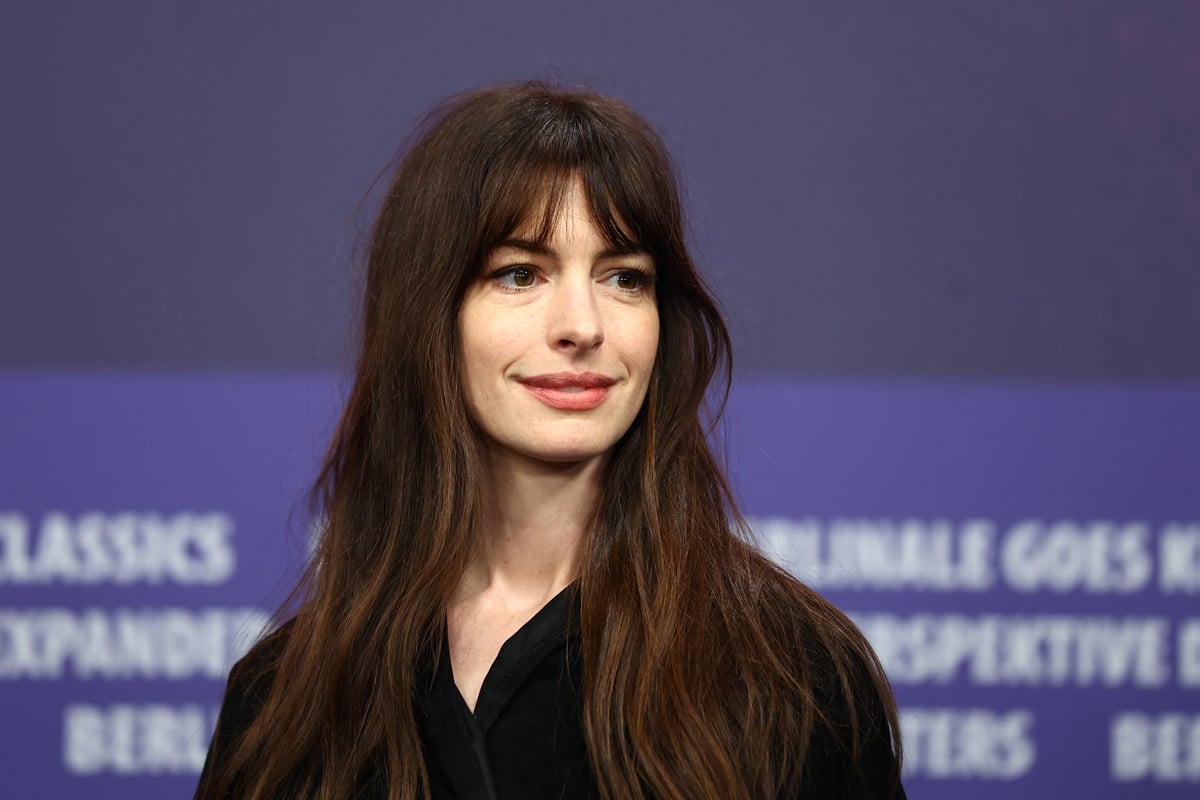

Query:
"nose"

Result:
[[547, 275, 604, 352]]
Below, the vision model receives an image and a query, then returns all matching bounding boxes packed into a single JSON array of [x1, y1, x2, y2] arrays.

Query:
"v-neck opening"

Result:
[[445, 582, 576, 731], [421, 581, 588, 800]]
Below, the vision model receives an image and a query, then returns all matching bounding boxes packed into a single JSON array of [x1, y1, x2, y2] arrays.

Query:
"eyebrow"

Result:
[[492, 237, 647, 259]]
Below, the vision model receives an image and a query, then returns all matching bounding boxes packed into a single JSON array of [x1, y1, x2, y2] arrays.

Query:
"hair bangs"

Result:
[[474, 160, 575, 254], [470, 106, 668, 266]]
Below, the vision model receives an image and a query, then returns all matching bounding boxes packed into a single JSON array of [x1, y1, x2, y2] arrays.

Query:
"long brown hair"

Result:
[[201, 82, 902, 800]]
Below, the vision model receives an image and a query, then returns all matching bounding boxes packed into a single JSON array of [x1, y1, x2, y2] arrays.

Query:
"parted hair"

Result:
[[198, 82, 903, 800]]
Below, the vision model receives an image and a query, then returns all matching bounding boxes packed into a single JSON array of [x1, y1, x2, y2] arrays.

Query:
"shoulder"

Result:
[[220, 618, 295, 729], [740, 549, 874, 671], [744, 553, 905, 798], [194, 619, 296, 798], [799, 627, 904, 798]]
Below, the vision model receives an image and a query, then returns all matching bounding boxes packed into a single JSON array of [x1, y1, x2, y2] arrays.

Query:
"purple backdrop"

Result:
[[2, 2, 1199, 797]]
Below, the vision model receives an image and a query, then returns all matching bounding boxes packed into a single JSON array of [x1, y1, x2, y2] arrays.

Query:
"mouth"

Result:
[[518, 372, 616, 410]]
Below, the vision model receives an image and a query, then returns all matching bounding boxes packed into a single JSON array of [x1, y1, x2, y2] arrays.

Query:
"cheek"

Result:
[[634, 311, 660, 377], [459, 309, 524, 411], [457, 309, 492, 401]]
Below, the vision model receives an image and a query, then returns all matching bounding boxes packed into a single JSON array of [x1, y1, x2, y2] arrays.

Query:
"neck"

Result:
[[457, 447, 603, 607]]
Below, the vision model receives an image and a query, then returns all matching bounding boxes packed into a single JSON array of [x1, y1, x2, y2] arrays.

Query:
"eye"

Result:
[[604, 269, 655, 293], [492, 266, 538, 290]]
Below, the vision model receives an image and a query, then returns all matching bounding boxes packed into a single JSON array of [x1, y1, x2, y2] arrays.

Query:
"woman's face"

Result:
[[458, 177, 659, 469]]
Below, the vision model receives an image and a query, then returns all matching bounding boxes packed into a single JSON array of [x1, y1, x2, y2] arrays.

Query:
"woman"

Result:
[[195, 82, 905, 800]]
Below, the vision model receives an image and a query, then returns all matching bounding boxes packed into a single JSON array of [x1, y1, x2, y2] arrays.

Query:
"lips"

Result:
[[518, 372, 616, 411]]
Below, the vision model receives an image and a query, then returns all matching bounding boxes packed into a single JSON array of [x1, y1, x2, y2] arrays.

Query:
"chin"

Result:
[[515, 435, 618, 466], [529, 446, 611, 465]]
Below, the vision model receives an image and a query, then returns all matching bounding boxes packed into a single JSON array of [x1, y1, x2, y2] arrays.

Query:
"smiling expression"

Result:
[[458, 178, 660, 468]]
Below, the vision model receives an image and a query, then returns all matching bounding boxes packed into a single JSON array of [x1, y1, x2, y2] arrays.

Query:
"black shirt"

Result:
[[420, 585, 595, 799], [196, 585, 904, 799]]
